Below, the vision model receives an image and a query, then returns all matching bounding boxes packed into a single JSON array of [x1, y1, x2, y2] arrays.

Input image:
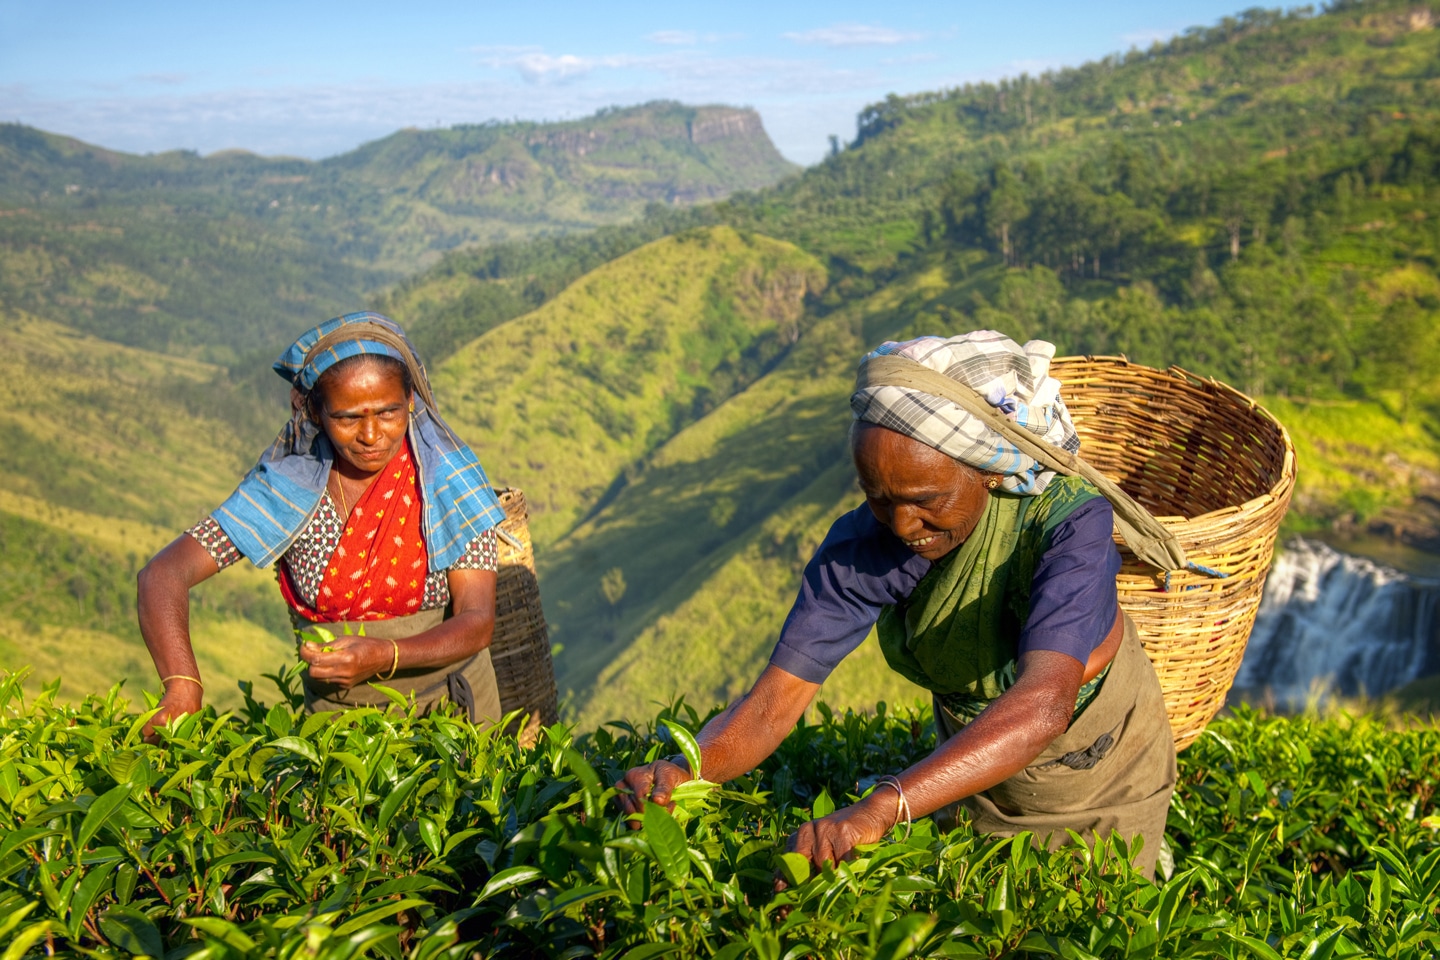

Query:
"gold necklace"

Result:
[[332, 473, 349, 517]]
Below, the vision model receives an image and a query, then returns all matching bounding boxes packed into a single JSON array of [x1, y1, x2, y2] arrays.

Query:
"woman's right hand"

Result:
[[614, 758, 693, 820], [142, 686, 204, 743]]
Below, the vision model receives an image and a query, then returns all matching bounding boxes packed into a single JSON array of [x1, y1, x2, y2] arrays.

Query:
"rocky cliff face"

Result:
[[688, 108, 766, 145]]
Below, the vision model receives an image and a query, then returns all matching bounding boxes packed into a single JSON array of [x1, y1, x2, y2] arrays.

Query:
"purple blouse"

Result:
[[769, 498, 1121, 684]]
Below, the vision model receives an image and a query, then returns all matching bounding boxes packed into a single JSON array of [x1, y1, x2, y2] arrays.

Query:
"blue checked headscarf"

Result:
[[211, 312, 506, 571], [850, 331, 1082, 495]]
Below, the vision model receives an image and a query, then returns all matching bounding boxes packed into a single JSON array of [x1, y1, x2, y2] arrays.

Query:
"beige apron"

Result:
[[294, 607, 502, 727], [932, 612, 1177, 879]]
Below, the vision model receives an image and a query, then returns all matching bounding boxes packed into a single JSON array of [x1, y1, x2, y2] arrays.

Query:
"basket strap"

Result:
[[856, 355, 1190, 573]]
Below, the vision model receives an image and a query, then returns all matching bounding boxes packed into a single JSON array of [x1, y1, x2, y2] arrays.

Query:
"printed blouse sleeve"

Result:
[[768, 505, 931, 684], [185, 515, 244, 570], [1019, 497, 1122, 665], [448, 528, 499, 573]]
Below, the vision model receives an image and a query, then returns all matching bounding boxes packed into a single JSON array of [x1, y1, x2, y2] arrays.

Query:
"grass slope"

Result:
[[433, 226, 825, 546], [0, 316, 294, 705]]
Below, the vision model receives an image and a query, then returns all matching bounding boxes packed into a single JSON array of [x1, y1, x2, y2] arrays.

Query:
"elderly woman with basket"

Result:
[[137, 312, 509, 734], [619, 331, 1181, 878]]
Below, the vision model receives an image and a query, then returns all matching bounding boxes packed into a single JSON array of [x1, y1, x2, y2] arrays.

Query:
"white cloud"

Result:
[[784, 23, 923, 47], [512, 53, 594, 84], [647, 30, 697, 46]]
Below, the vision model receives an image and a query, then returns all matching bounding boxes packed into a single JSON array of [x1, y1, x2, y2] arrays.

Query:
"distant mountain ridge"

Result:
[[0, 102, 796, 360]]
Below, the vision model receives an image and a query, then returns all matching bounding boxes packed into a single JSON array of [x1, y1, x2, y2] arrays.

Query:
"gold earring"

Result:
[[986, 477, 1001, 490], [408, 402, 415, 413]]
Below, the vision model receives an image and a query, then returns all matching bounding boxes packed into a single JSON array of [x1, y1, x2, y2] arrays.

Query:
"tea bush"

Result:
[[1, 667, 1438, 959]]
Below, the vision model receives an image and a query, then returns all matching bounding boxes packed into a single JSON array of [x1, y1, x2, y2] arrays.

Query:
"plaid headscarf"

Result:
[[212, 312, 506, 572], [850, 331, 1081, 495]]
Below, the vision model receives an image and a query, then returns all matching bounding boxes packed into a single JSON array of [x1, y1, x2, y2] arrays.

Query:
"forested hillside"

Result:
[[0, 102, 794, 363], [6, 0, 1440, 723], [384, 0, 1440, 724]]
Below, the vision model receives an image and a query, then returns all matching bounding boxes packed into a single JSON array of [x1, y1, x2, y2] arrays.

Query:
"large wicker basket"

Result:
[[492, 488, 559, 745], [1052, 357, 1296, 751]]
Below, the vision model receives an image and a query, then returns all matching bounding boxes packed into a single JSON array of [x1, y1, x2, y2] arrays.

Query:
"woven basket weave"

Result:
[[492, 488, 559, 745], [1051, 357, 1296, 751]]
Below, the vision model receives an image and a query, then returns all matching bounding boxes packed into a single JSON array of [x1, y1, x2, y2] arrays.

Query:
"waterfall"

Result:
[[1234, 537, 1440, 708]]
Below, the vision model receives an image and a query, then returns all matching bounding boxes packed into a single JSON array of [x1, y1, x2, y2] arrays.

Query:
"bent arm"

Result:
[[137, 534, 222, 732], [785, 646, 1089, 867], [882, 648, 1084, 818], [299, 567, 496, 685], [616, 663, 818, 815]]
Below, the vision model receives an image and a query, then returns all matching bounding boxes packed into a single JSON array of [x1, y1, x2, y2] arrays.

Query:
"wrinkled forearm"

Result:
[[879, 651, 1081, 820], [692, 664, 819, 783]]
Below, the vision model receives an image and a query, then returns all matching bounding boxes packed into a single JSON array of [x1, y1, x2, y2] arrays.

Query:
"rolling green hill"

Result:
[[0, 102, 795, 362], [7, 0, 1440, 725]]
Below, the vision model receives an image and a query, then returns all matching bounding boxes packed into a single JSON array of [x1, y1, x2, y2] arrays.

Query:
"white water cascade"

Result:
[[1234, 538, 1440, 708]]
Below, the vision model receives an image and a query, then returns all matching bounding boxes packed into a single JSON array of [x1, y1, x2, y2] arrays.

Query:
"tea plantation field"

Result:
[[1, 666, 1437, 958]]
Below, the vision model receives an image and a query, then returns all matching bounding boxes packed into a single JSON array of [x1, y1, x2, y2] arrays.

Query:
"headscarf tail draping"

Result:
[[212, 312, 507, 571], [851, 334, 1188, 573]]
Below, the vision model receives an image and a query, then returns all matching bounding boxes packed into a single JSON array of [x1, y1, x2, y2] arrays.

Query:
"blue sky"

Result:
[[2, 1, 1254, 165]]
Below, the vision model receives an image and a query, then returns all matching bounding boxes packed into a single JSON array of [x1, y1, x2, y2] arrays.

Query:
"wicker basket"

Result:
[[492, 488, 559, 746], [1051, 357, 1296, 751]]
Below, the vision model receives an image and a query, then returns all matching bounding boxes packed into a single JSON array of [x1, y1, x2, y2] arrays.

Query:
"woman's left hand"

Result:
[[785, 793, 896, 874], [299, 635, 392, 689]]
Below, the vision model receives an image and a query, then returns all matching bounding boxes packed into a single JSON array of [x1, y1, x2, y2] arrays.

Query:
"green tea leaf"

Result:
[[812, 787, 835, 819], [642, 802, 691, 886], [776, 852, 811, 887], [76, 784, 131, 852], [875, 913, 937, 960], [478, 866, 544, 901], [99, 906, 163, 957], [267, 736, 320, 766], [1221, 932, 1284, 960], [663, 720, 704, 779], [418, 817, 442, 859], [376, 769, 423, 833]]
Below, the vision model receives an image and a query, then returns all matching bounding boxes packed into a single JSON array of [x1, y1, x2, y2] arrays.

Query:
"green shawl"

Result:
[[876, 475, 1101, 712]]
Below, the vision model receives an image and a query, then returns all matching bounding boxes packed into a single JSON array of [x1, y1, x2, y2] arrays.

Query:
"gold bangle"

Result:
[[379, 640, 400, 681], [160, 674, 203, 692]]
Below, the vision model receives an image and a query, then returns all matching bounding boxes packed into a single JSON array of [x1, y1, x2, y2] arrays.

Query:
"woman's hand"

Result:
[[300, 635, 392, 689], [786, 793, 896, 872], [615, 758, 693, 820], [142, 685, 204, 743]]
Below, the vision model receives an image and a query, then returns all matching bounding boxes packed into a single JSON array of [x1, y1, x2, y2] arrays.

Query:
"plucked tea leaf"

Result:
[[663, 720, 704, 779], [776, 852, 812, 887]]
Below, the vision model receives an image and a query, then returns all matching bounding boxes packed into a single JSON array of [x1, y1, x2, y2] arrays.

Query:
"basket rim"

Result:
[[1053, 354, 1297, 527]]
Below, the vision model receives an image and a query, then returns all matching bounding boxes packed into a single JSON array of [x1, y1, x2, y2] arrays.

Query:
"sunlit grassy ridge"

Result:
[[0, 318, 292, 704], [433, 226, 825, 547]]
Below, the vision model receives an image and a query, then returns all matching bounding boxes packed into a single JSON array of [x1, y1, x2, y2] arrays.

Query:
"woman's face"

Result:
[[851, 422, 994, 561], [315, 362, 411, 476]]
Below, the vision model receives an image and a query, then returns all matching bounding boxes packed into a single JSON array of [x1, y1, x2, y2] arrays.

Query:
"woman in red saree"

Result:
[[137, 313, 507, 734]]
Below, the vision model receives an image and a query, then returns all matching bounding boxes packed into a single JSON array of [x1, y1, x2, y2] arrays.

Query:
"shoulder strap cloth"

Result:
[[857, 353, 1188, 572]]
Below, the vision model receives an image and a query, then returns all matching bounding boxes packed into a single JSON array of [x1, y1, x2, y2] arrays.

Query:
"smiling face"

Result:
[[851, 422, 995, 561], [314, 360, 412, 477]]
